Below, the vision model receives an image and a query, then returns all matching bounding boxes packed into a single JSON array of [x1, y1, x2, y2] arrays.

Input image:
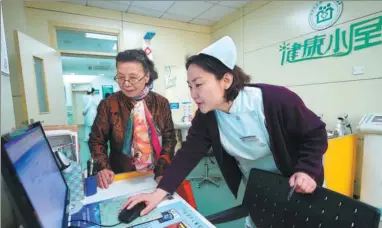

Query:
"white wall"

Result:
[[1, 0, 23, 227], [1, 3, 16, 134], [1, 74, 16, 133], [212, 1, 382, 129], [24, 2, 212, 122], [3, 0, 27, 128]]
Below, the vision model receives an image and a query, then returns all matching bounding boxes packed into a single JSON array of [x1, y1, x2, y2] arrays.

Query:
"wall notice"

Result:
[[1, 5, 10, 75]]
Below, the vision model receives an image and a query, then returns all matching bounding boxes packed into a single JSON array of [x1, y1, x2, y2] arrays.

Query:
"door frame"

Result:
[[14, 31, 67, 126]]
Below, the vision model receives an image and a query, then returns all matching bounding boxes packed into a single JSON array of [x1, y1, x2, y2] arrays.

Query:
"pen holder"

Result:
[[84, 176, 97, 197]]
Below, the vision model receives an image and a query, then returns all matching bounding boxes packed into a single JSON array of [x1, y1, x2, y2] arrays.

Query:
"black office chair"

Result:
[[189, 149, 222, 188], [207, 168, 381, 228]]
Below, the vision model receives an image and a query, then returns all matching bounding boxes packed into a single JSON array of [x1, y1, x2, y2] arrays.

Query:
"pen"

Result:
[[89, 158, 94, 177], [287, 181, 297, 201]]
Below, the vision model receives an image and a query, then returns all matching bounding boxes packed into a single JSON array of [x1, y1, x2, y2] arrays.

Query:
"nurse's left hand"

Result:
[[289, 172, 317, 194]]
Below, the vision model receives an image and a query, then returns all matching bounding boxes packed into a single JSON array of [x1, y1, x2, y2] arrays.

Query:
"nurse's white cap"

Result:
[[199, 36, 237, 70]]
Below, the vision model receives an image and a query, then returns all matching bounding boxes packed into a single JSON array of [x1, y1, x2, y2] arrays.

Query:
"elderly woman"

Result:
[[88, 49, 176, 189]]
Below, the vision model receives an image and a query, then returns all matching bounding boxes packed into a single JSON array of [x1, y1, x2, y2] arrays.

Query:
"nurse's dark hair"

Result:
[[185, 54, 251, 102], [116, 49, 158, 86], [86, 87, 95, 95]]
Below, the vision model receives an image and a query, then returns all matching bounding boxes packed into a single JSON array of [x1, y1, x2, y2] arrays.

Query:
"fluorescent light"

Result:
[[63, 75, 96, 84], [85, 33, 117, 41]]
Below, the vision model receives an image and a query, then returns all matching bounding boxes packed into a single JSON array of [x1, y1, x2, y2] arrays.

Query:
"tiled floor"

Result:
[[186, 158, 247, 228]]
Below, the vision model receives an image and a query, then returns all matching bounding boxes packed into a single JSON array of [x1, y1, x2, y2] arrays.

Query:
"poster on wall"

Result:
[[164, 65, 177, 89], [1, 5, 10, 75]]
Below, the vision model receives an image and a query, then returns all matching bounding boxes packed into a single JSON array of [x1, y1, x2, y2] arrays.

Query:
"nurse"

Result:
[[123, 36, 328, 228], [82, 87, 98, 142]]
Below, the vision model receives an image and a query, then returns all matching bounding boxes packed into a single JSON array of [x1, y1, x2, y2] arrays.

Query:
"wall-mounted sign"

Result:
[[143, 31, 155, 61], [1, 5, 10, 75], [169, 102, 179, 110], [279, 16, 381, 66], [309, 1, 343, 31], [101, 85, 113, 99]]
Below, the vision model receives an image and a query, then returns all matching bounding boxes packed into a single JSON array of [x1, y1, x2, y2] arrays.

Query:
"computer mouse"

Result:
[[118, 202, 146, 224]]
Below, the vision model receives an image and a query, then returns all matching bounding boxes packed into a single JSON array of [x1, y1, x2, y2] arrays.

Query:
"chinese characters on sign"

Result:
[[279, 16, 382, 66], [309, 1, 343, 30]]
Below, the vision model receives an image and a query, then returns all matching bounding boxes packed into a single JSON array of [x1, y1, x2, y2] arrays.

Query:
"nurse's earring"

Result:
[[222, 73, 233, 90]]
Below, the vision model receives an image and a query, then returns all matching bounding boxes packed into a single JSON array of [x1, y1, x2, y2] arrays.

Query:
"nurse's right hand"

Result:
[[97, 169, 114, 189], [121, 188, 168, 216]]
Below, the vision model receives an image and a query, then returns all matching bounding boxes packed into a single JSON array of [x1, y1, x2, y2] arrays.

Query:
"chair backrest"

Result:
[[243, 168, 381, 228]]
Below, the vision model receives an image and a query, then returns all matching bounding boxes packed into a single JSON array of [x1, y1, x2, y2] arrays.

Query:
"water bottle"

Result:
[[335, 117, 346, 136]]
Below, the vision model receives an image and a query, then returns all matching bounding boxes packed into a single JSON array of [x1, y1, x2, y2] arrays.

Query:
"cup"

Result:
[[84, 176, 97, 197]]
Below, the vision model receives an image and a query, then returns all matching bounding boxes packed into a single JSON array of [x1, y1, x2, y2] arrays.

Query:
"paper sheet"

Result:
[[133, 201, 211, 228], [70, 197, 213, 228]]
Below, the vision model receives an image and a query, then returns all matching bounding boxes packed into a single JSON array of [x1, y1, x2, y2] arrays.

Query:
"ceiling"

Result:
[[59, 0, 250, 26]]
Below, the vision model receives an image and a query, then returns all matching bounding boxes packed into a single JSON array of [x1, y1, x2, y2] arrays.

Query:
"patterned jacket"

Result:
[[88, 91, 176, 177]]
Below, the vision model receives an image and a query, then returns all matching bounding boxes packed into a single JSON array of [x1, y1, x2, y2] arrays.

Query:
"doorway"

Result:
[[72, 88, 87, 125]]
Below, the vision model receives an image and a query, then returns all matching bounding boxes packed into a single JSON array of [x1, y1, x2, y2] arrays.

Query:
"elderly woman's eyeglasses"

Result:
[[114, 75, 146, 85]]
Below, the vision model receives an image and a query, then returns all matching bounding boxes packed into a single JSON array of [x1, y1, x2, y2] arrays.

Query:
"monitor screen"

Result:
[[3, 125, 68, 228]]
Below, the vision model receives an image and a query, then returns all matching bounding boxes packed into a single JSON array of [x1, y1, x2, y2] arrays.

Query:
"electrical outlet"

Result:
[[352, 66, 364, 75]]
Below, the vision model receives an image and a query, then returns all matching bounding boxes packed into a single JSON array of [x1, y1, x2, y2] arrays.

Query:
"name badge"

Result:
[[240, 136, 258, 142]]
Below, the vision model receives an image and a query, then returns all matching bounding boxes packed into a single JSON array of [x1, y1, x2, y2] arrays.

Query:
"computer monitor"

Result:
[[1, 122, 69, 228]]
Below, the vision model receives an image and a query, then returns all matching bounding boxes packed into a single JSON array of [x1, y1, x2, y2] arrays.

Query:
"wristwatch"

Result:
[[166, 192, 174, 200]]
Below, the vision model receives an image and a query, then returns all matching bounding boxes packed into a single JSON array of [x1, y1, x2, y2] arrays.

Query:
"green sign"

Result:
[[309, 1, 343, 31], [102, 85, 114, 99], [279, 16, 382, 66]]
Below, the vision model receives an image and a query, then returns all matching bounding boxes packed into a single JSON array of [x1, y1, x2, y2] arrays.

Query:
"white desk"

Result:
[[80, 174, 215, 228]]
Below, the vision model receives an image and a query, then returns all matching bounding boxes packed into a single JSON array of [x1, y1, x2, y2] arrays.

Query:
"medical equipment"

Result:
[[358, 113, 382, 218]]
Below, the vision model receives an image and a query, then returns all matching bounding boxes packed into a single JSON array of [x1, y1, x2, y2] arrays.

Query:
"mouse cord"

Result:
[[70, 219, 122, 227]]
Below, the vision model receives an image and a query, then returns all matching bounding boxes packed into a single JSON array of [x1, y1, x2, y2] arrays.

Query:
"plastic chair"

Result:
[[207, 168, 381, 228]]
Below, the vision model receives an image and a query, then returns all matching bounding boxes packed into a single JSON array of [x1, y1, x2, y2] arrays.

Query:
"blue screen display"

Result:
[[4, 127, 67, 228]]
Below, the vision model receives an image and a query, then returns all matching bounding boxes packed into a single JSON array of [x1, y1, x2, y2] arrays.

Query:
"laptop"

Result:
[[1, 122, 71, 228]]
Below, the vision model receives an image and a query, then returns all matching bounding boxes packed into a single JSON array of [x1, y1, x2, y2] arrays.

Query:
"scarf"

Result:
[[121, 87, 162, 172]]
